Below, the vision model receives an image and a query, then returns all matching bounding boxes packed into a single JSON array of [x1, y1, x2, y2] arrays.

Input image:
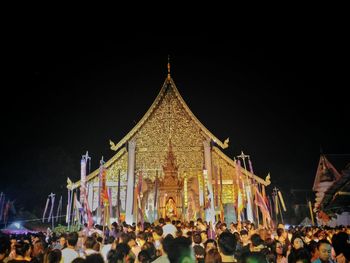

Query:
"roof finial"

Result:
[[167, 55, 171, 82]]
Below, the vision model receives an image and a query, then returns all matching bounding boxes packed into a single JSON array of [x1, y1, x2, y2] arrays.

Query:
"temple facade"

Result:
[[67, 67, 271, 225]]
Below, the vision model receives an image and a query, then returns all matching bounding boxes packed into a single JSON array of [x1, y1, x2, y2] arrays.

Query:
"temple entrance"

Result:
[[142, 141, 202, 221], [157, 141, 183, 220]]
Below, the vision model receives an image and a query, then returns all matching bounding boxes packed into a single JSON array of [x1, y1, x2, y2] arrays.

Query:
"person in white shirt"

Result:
[[162, 218, 177, 238], [61, 232, 79, 263]]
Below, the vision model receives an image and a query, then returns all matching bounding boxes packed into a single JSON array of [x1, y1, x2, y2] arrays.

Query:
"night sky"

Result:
[[1, 28, 349, 217]]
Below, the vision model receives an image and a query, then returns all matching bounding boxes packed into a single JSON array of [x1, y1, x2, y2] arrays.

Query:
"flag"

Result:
[[154, 172, 158, 220], [3, 201, 10, 225], [117, 170, 121, 222], [219, 168, 224, 221], [56, 196, 62, 222], [47, 193, 55, 223], [235, 160, 244, 220], [100, 168, 107, 206], [213, 165, 218, 208], [42, 196, 50, 223], [198, 172, 204, 207], [184, 173, 188, 208], [84, 194, 94, 228], [137, 171, 144, 226], [313, 154, 341, 191], [254, 185, 271, 220]]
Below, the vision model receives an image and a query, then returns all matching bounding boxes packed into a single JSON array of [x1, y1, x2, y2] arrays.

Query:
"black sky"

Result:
[[1, 27, 349, 215]]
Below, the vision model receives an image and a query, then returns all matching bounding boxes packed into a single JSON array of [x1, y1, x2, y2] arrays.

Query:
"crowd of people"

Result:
[[1, 217, 350, 263]]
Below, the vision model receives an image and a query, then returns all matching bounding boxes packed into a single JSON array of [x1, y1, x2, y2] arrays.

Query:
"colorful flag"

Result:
[[254, 185, 271, 220], [235, 160, 244, 220]]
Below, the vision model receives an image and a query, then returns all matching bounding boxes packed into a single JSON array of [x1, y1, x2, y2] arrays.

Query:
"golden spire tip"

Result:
[[167, 55, 171, 81]]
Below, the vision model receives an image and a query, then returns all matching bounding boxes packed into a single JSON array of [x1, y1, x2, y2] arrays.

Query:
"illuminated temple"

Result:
[[67, 63, 271, 225]]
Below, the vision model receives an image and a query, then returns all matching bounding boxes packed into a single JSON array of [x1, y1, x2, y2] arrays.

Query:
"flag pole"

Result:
[[308, 201, 315, 226]]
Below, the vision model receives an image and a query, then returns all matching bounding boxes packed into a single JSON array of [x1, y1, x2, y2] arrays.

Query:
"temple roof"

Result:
[[109, 77, 229, 152], [69, 74, 271, 189]]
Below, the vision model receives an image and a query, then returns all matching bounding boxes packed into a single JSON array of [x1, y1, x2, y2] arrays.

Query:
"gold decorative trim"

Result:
[[170, 78, 227, 148]]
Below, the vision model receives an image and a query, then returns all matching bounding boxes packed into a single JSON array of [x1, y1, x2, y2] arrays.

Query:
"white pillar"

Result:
[[125, 139, 136, 224], [203, 140, 215, 224]]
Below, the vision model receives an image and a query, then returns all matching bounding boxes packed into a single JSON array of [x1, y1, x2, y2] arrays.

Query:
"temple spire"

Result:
[[167, 55, 171, 82]]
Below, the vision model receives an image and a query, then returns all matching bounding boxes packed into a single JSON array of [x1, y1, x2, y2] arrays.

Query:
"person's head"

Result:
[[205, 248, 222, 263], [308, 240, 319, 259], [277, 228, 285, 238], [240, 230, 249, 244], [0, 236, 10, 261], [84, 236, 97, 250], [162, 234, 174, 255], [141, 242, 157, 262], [72, 258, 85, 263], [250, 234, 264, 248], [33, 240, 45, 257], [204, 239, 217, 253], [46, 249, 62, 263], [317, 240, 332, 262], [243, 253, 268, 263], [138, 250, 151, 263], [108, 242, 131, 263], [331, 231, 349, 256], [66, 232, 79, 247], [167, 236, 194, 263], [13, 241, 27, 257], [85, 253, 104, 263], [292, 236, 304, 250], [274, 241, 284, 256], [193, 244, 205, 263], [218, 232, 236, 256], [153, 225, 163, 240], [277, 223, 285, 230], [193, 232, 202, 245], [59, 234, 66, 248]]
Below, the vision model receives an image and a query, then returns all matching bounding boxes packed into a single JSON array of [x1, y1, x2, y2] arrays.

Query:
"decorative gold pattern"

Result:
[[134, 86, 206, 181]]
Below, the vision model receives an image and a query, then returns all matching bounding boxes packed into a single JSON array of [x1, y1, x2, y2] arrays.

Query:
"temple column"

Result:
[[203, 140, 215, 225], [125, 139, 136, 224]]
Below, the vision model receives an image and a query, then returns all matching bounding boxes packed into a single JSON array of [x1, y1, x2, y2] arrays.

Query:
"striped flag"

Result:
[[253, 185, 271, 220], [235, 160, 244, 220]]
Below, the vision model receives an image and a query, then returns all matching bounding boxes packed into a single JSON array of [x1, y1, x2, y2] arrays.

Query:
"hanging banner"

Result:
[[184, 173, 188, 208], [198, 172, 204, 207]]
